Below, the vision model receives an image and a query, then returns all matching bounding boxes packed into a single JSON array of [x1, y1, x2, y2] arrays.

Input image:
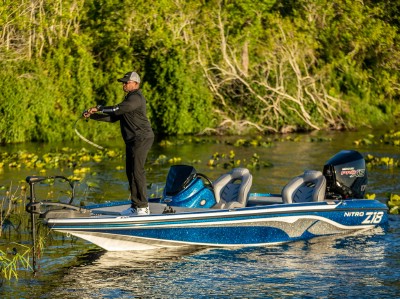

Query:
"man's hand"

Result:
[[83, 107, 98, 118]]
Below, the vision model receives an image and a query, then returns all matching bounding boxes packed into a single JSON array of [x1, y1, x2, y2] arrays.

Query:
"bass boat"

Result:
[[26, 150, 388, 251]]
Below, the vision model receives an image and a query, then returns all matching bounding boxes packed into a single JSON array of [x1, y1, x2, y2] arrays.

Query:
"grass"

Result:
[[0, 186, 32, 282]]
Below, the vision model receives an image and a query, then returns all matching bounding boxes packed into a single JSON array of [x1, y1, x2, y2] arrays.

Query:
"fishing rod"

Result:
[[74, 112, 105, 150]]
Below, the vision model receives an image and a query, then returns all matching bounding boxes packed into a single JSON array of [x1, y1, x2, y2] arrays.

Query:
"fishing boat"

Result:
[[26, 150, 388, 251]]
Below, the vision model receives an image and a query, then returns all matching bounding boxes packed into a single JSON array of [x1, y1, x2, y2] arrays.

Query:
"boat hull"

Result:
[[46, 200, 388, 251]]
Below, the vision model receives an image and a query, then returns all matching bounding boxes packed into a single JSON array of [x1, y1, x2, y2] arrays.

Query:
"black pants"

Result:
[[125, 136, 154, 208]]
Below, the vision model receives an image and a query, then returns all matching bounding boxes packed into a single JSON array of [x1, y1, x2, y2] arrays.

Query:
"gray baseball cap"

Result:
[[117, 71, 141, 83]]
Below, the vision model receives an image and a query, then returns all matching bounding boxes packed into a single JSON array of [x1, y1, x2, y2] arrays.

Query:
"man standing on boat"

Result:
[[83, 71, 154, 216]]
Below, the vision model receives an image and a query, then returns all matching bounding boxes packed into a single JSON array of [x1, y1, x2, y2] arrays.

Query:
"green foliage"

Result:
[[313, 0, 400, 127], [0, 245, 31, 281], [0, 0, 399, 143], [144, 46, 213, 135]]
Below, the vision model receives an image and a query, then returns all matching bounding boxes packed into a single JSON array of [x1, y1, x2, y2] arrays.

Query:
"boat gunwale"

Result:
[[45, 199, 388, 226]]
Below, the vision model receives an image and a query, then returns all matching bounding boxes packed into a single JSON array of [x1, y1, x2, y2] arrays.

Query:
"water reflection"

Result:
[[43, 246, 209, 298], [35, 225, 399, 299]]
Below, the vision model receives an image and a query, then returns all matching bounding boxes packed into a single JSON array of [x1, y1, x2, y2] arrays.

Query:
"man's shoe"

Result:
[[136, 206, 150, 215], [120, 206, 150, 216], [120, 207, 136, 216]]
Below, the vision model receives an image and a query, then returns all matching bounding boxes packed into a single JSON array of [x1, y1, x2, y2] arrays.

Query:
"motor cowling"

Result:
[[163, 165, 216, 208], [323, 150, 367, 199], [164, 165, 197, 196]]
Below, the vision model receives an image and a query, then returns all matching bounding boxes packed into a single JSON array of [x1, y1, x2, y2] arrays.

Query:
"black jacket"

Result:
[[91, 89, 154, 143]]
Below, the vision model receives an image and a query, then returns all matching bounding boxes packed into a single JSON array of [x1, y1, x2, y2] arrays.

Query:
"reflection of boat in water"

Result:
[[84, 246, 207, 268], [26, 150, 388, 251]]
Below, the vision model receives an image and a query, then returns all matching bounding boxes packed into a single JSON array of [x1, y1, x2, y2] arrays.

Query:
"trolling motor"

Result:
[[26, 175, 91, 272], [25, 175, 91, 219]]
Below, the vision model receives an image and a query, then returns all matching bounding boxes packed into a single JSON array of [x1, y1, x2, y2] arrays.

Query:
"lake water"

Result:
[[0, 128, 399, 298]]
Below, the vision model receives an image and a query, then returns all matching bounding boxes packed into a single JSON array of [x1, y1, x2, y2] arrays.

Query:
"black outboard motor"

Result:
[[323, 150, 367, 199]]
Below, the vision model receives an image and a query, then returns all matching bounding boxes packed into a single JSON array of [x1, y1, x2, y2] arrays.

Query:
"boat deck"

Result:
[[89, 194, 284, 216]]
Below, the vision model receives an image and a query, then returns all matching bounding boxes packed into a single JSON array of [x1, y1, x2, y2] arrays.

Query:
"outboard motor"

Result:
[[323, 150, 367, 199], [163, 165, 216, 208]]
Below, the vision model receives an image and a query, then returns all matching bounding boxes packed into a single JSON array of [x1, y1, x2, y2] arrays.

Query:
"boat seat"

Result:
[[213, 168, 253, 209], [281, 170, 326, 204]]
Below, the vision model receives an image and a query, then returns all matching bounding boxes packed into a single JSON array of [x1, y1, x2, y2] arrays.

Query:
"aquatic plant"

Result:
[[0, 147, 125, 182], [207, 150, 273, 170], [366, 193, 400, 215], [231, 137, 273, 148], [380, 131, 400, 146], [0, 244, 31, 282], [0, 180, 71, 281], [354, 131, 400, 147], [365, 154, 399, 168], [0, 185, 24, 238], [353, 134, 376, 146], [0, 187, 34, 281], [159, 136, 274, 148], [365, 194, 376, 200], [387, 194, 400, 215]]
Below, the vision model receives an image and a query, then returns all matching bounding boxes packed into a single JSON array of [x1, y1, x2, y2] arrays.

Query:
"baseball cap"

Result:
[[117, 71, 141, 83]]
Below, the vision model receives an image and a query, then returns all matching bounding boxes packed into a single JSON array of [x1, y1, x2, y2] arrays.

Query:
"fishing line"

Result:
[[74, 117, 105, 150]]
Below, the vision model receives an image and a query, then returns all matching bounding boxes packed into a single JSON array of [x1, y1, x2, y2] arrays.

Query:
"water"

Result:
[[0, 129, 399, 298], [4, 226, 399, 298]]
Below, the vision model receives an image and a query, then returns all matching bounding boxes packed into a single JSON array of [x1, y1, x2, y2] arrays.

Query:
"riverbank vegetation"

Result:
[[1, 0, 399, 143]]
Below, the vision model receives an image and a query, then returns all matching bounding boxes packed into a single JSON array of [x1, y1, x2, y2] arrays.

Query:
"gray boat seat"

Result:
[[213, 168, 253, 209], [282, 170, 326, 204]]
